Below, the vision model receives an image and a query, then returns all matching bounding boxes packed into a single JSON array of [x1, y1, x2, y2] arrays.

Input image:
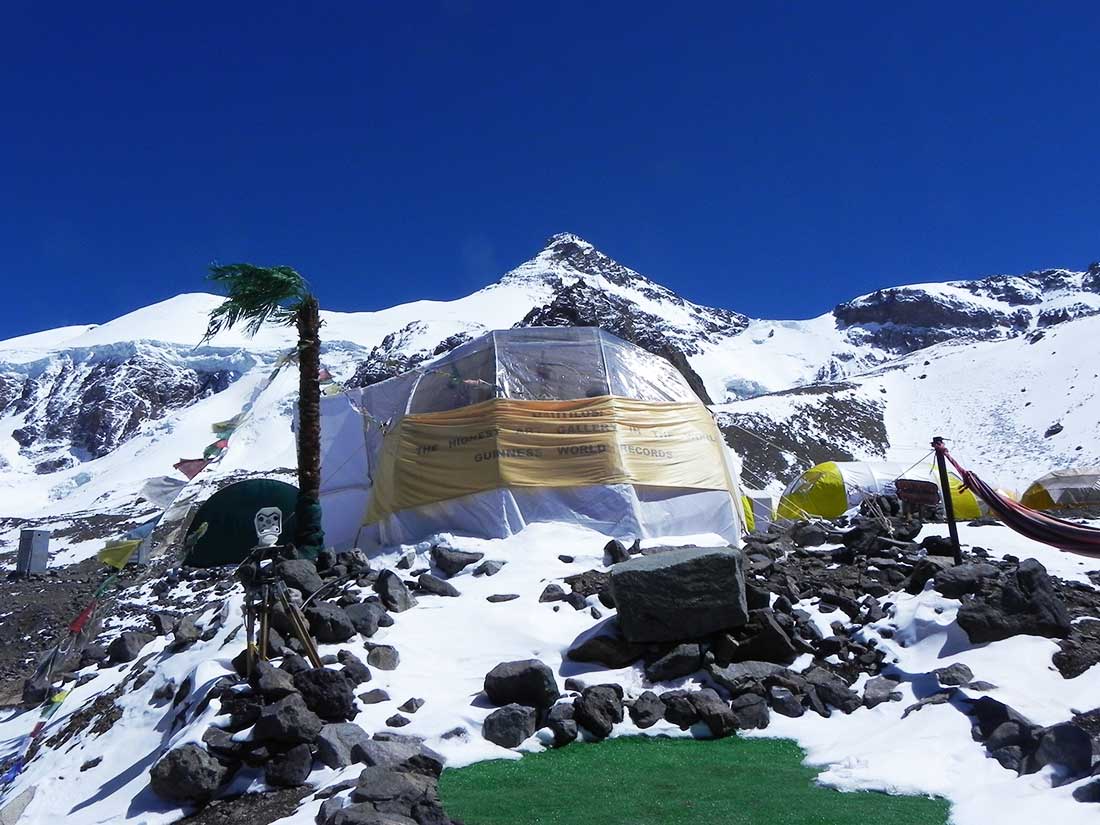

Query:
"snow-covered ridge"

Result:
[[0, 234, 1097, 564]]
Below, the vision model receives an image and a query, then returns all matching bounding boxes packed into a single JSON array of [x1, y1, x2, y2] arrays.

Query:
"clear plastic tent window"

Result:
[[405, 327, 695, 415], [318, 327, 743, 549]]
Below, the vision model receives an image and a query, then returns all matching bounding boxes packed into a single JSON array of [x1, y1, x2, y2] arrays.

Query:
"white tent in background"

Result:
[[318, 328, 745, 550]]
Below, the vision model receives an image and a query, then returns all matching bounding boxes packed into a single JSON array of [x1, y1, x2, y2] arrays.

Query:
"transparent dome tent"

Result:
[[317, 327, 745, 549]]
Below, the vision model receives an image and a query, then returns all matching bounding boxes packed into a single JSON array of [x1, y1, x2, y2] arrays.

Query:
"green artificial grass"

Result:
[[440, 736, 950, 825]]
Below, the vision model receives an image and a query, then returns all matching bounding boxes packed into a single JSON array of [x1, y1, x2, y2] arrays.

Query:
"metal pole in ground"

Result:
[[932, 436, 962, 565]]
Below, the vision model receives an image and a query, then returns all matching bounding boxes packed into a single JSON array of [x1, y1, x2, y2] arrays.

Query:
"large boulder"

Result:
[[345, 602, 392, 637], [374, 571, 417, 613], [149, 743, 228, 802], [317, 723, 373, 769], [933, 563, 1000, 599], [107, 632, 153, 664], [803, 667, 861, 714], [545, 703, 578, 747], [566, 628, 645, 669], [643, 643, 703, 682], [688, 689, 738, 738], [265, 743, 313, 787], [628, 691, 664, 728], [609, 547, 748, 643], [431, 546, 484, 577], [483, 704, 537, 748], [305, 602, 356, 644], [957, 559, 1071, 643], [277, 559, 325, 596], [483, 659, 560, 708], [253, 694, 323, 744], [252, 659, 297, 698], [573, 685, 624, 739], [294, 667, 357, 721], [1026, 722, 1094, 784]]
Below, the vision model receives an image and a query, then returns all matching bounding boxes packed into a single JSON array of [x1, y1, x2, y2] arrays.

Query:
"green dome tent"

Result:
[[183, 479, 299, 567]]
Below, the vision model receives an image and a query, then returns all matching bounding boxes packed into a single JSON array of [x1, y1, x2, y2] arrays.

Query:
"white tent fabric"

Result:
[[318, 328, 744, 551]]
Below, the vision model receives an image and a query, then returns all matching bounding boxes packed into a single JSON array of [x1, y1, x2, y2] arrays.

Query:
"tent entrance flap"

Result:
[[366, 395, 734, 524]]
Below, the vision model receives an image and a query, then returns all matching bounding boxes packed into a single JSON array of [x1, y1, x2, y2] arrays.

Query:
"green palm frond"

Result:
[[201, 263, 312, 342]]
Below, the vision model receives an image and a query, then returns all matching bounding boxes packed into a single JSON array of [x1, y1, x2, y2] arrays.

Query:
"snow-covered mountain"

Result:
[[1, 233, 1097, 564]]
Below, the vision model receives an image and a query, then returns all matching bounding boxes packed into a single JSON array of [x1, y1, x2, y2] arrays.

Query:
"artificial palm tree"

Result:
[[201, 263, 325, 556]]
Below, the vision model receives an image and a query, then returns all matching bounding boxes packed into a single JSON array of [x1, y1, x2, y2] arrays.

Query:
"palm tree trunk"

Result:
[[295, 296, 325, 556]]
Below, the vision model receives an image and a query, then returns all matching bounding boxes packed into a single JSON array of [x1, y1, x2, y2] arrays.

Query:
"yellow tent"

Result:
[[1021, 467, 1100, 513], [776, 460, 983, 522]]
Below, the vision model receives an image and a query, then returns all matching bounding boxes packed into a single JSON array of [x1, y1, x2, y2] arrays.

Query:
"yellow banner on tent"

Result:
[[97, 538, 142, 570], [366, 396, 734, 523]]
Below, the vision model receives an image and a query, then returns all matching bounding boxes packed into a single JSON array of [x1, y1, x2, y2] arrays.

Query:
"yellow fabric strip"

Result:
[[366, 396, 733, 523], [97, 539, 142, 570]]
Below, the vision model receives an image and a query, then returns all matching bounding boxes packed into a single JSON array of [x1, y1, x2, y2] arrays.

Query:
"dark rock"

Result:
[[1026, 723, 1094, 784], [564, 569, 610, 598], [294, 667, 357, 722], [149, 743, 228, 802], [355, 737, 422, 769], [863, 676, 902, 708], [590, 606, 603, 620], [317, 723, 372, 769], [254, 694, 323, 744], [557, 555, 574, 564], [1073, 779, 1100, 803], [933, 563, 1000, 599], [604, 539, 631, 565], [359, 688, 390, 704], [386, 714, 410, 727], [253, 659, 298, 698], [107, 631, 153, 664], [922, 536, 958, 557], [957, 559, 1072, 643], [281, 653, 311, 676], [345, 602, 391, 637], [768, 686, 804, 717], [79, 643, 108, 668], [731, 610, 798, 665], [803, 667, 861, 713], [339, 650, 372, 685], [792, 522, 829, 548], [277, 559, 325, 596], [660, 689, 699, 729], [546, 703, 578, 747], [266, 743, 313, 787], [80, 756, 103, 771], [351, 764, 436, 808], [609, 547, 748, 643], [374, 571, 417, 613], [417, 573, 460, 597], [483, 703, 537, 748], [305, 602, 356, 644], [329, 801, 417, 824], [201, 727, 243, 763], [628, 691, 664, 728], [644, 643, 703, 682], [486, 594, 519, 603], [904, 556, 953, 595], [367, 645, 400, 671], [689, 688, 738, 737], [564, 591, 589, 611], [707, 660, 786, 697], [729, 692, 770, 729], [484, 659, 559, 709], [398, 698, 424, 714], [574, 685, 624, 738], [473, 560, 505, 576], [539, 584, 566, 603], [151, 613, 178, 636], [934, 663, 974, 686], [170, 615, 200, 651], [744, 582, 771, 611], [431, 546, 483, 577]]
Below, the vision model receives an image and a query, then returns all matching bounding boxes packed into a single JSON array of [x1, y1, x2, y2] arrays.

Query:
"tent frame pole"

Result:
[[932, 436, 963, 565]]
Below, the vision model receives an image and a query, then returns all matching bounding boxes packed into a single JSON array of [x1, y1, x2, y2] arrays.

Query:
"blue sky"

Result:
[[3, 2, 1099, 340]]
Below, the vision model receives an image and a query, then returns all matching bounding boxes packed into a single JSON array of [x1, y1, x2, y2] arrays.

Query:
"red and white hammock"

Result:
[[935, 443, 1100, 559]]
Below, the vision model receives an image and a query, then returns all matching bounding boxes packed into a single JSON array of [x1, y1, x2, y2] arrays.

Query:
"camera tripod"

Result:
[[236, 545, 323, 677]]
